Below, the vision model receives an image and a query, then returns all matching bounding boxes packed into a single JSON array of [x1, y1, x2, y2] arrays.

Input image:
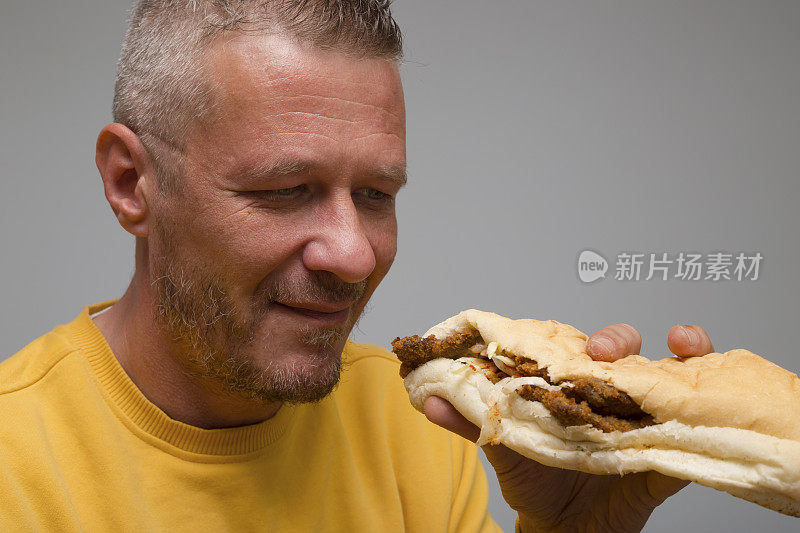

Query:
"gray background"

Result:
[[2, 1, 798, 531]]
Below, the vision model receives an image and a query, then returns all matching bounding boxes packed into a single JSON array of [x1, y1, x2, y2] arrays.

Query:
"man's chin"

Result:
[[209, 345, 345, 406], [215, 300, 363, 404]]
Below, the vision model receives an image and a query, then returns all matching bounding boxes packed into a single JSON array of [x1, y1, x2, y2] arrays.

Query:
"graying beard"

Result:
[[151, 235, 364, 404], [200, 350, 347, 405], [298, 324, 347, 349]]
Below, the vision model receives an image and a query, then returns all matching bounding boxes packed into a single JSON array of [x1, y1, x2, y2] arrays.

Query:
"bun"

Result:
[[400, 309, 800, 516]]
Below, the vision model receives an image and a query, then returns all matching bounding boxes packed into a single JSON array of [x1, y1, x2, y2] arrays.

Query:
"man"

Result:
[[0, 1, 715, 530]]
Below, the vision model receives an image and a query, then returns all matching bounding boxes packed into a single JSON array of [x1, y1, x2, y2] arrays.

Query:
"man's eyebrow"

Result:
[[246, 160, 313, 178], [238, 159, 407, 187], [376, 165, 408, 187]]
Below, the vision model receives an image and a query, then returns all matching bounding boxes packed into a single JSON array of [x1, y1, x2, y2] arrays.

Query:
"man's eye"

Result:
[[257, 186, 306, 200], [357, 188, 393, 202]]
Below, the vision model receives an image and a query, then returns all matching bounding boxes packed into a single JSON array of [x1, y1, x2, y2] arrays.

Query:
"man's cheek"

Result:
[[208, 226, 297, 272], [379, 245, 397, 277], [370, 223, 398, 275]]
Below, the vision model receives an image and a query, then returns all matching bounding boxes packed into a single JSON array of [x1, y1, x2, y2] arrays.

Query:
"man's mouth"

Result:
[[272, 302, 352, 325]]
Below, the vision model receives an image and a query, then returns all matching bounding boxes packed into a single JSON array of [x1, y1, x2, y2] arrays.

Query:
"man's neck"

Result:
[[92, 277, 282, 429]]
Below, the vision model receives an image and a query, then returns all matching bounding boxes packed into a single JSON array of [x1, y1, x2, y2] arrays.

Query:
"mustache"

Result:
[[263, 272, 368, 306]]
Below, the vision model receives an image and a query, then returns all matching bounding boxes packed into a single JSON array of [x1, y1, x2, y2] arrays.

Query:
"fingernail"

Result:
[[589, 337, 614, 355], [680, 326, 699, 346]]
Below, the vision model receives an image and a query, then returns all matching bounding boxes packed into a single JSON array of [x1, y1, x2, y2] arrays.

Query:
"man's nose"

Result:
[[301, 194, 376, 284]]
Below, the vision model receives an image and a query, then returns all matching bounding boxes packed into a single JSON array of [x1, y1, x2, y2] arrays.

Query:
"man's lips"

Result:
[[272, 302, 352, 324]]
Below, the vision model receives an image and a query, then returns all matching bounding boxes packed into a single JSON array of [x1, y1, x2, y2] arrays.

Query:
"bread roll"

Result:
[[396, 309, 800, 517]]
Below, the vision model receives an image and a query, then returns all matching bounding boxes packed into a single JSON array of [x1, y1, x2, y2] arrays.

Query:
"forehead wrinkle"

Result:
[[199, 36, 405, 184], [252, 105, 403, 146], [268, 111, 360, 125], [261, 93, 404, 123]]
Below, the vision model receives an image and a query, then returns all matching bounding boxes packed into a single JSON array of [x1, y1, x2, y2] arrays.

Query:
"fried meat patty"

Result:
[[517, 384, 654, 433], [391, 331, 655, 433], [563, 377, 646, 418], [391, 331, 482, 378]]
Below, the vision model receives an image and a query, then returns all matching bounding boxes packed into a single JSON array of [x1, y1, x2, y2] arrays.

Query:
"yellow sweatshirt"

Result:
[[0, 301, 500, 532]]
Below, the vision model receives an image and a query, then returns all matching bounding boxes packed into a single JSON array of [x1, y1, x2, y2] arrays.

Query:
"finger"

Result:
[[667, 325, 714, 357], [423, 397, 527, 474], [586, 323, 642, 362], [423, 396, 480, 442]]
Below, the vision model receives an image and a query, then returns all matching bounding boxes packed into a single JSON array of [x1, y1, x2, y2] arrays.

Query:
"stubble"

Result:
[[150, 219, 366, 405]]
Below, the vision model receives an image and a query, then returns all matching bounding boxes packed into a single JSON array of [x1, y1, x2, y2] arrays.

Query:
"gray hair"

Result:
[[112, 0, 403, 194]]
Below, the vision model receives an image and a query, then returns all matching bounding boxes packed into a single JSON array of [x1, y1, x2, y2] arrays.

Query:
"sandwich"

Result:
[[391, 309, 800, 517]]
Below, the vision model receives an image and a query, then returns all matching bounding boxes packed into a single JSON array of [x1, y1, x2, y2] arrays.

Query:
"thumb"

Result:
[[423, 396, 480, 442], [423, 396, 526, 474]]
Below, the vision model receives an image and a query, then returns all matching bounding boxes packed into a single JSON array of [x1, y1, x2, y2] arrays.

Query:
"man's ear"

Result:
[[95, 123, 157, 237]]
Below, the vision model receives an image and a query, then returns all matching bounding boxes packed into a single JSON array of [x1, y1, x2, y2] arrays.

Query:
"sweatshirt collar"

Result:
[[68, 300, 300, 457]]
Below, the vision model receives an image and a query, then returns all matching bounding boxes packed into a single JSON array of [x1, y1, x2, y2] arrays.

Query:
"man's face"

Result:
[[147, 35, 406, 405]]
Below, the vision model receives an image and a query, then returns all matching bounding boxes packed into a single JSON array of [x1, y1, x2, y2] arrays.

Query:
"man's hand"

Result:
[[423, 323, 714, 532]]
